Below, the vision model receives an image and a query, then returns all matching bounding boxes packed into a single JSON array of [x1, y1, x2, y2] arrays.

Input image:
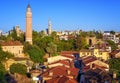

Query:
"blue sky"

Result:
[[0, 0, 120, 32]]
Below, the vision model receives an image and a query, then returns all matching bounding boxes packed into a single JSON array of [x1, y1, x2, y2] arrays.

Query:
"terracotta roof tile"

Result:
[[83, 65, 90, 72], [56, 76, 69, 83], [82, 56, 97, 64], [59, 59, 73, 67], [41, 66, 68, 77], [66, 79, 77, 83], [68, 68, 79, 76], [110, 50, 120, 56], [41, 66, 79, 77], [61, 55, 74, 59], [82, 56, 95, 61], [46, 77, 58, 83], [46, 76, 77, 83], [83, 59, 97, 64], [0, 41, 22, 46], [49, 59, 72, 67], [94, 64, 108, 71], [61, 51, 79, 55]]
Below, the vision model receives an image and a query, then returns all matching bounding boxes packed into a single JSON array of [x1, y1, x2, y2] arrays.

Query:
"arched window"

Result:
[[89, 39, 92, 46]]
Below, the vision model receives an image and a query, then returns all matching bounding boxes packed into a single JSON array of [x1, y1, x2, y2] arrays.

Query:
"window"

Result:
[[19, 50, 21, 54], [82, 53, 85, 55], [100, 52, 102, 55], [87, 52, 89, 55]]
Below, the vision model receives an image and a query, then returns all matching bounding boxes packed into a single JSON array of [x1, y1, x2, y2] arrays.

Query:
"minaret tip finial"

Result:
[[28, 0, 30, 4]]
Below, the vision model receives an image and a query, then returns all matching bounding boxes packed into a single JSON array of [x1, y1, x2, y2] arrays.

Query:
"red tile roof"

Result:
[[61, 51, 79, 55], [110, 50, 120, 56], [0, 41, 22, 46], [68, 68, 79, 76], [83, 65, 90, 72], [41, 66, 79, 77], [83, 59, 97, 64], [65, 79, 77, 83], [82, 56, 97, 64], [79, 56, 109, 71], [56, 76, 69, 83], [48, 59, 73, 68], [59, 60, 71, 66], [94, 64, 108, 71], [82, 56, 95, 61], [46, 76, 77, 83], [61, 55, 74, 59], [42, 66, 68, 77]]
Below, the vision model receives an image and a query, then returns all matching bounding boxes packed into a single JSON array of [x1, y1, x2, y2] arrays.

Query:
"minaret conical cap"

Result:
[[27, 4, 32, 12], [48, 19, 52, 25]]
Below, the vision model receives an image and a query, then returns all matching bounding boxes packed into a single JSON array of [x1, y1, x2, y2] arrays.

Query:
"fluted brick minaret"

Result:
[[26, 4, 32, 44], [48, 19, 52, 35]]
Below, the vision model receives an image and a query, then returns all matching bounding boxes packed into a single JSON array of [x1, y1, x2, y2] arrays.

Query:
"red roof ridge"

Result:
[[0, 41, 22, 46]]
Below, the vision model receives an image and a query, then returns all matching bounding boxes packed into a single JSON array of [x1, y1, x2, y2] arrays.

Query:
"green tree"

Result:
[[46, 42, 57, 57], [24, 43, 44, 63], [0, 62, 6, 81], [10, 27, 18, 40], [96, 32, 103, 39], [10, 63, 27, 75], [107, 40, 118, 51], [110, 30, 115, 35], [31, 35, 50, 56], [75, 36, 87, 50], [79, 32, 87, 37], [0, 35, 12, 41], [88, 31, 95, 37], [109, 58, 120, 77], [51, 31, 59, 42], [39, 30, 46, 37], [57, 39, 74, 52], [19, 33, 25, 43], [38, 36, 53, 51], [0, 27, 24, 42], [32, 30, 41, 44], [0, 35, 7, 41]]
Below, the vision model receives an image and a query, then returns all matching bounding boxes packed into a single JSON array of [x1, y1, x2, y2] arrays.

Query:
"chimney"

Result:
[[49, 72, 53, 76]]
